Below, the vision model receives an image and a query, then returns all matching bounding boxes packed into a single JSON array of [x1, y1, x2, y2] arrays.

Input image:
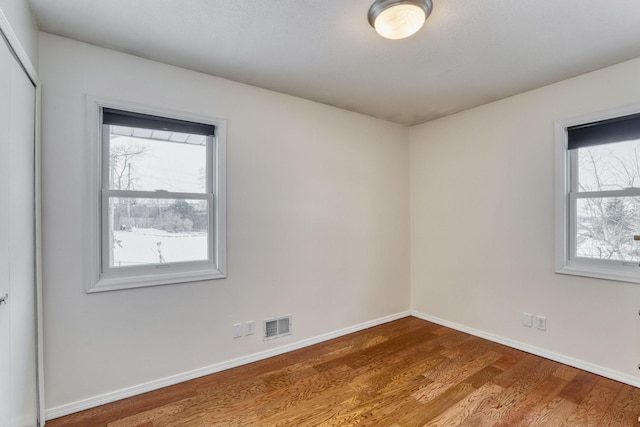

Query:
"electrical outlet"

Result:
[[522, 313, 533, 328], [246, 321, 255, 336], [233, 323, 243, 338], [536, 316, 547, 331]]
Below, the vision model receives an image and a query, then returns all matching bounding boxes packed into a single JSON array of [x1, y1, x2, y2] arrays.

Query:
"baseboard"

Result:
[[45, 311, 411, 421], [411, 310, 640, 389]]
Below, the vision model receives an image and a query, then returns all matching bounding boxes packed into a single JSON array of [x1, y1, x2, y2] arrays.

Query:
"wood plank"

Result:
[[600, 384, 640, 427], [396, 365, 504, 427], [526, 396, 578, 427], [412, 351, 502, 402], [560, 376, 624, 427], [492, 371, 569, 427], [421, 383, 505, 427], [491, 347, 529, 372], [455, 358, 561, 426], [557, 369, 600, 404]]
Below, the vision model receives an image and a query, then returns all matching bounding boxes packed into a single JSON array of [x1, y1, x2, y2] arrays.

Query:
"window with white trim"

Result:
[[86, 99, 226, 292], [556, 108, 640, 283]]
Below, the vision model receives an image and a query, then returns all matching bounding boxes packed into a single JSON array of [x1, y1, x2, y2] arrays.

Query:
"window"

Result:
[[86, 98, 226, 292], [555, 107, 640, 283]]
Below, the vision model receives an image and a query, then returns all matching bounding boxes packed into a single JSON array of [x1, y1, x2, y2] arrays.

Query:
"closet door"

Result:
[[0, 32, 37, 427]]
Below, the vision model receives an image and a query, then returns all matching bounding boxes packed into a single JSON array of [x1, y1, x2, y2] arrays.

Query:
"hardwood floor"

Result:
[[46, 317, 640, 426]]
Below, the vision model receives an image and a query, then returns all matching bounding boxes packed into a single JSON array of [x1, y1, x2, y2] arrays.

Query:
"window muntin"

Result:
[[556, 108, 640, 283], [88, 102, 226, 292]]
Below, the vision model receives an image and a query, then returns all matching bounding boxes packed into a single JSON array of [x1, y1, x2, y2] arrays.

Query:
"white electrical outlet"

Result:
[[233, 323, 243, 338], [246, 320, 255, 336], [522, 313, 533, 328], [536, 316, 547, 331]]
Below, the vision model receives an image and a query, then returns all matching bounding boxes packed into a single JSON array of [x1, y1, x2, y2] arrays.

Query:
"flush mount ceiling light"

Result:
[[368, 0, 433, 40]]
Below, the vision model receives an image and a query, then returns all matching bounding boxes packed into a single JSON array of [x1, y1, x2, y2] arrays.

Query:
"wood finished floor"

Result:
[[46, 317, 640, 426]]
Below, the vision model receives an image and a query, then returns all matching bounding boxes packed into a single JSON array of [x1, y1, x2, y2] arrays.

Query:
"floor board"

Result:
[[46, 317, 640, 426]]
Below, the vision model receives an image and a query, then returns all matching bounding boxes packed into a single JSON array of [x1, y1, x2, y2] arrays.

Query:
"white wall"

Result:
[[410, 57, 640, 385], [40, 33, 410, 414], [0, 0, 37, 67]]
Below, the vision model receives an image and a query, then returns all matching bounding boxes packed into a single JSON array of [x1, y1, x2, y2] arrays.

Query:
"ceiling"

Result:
[[27, 0, 640, 126]]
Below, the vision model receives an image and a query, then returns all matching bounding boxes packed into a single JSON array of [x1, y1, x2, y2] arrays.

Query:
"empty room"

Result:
[[2, 0, 640, 425]]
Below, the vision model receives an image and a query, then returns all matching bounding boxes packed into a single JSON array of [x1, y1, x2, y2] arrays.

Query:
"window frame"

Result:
[[555, 104, 640, 284], [85, 96, 226, 292]]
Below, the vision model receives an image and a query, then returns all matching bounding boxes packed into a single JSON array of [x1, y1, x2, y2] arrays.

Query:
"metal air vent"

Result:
[[264, 315, 292, 340]]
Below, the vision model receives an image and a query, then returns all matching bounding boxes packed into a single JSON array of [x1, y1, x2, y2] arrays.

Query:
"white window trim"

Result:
[[85, 96, 227, 292], [555, 103, 640, 284]]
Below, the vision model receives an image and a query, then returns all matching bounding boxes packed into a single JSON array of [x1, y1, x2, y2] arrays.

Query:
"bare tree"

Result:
[[576, 145, 640, 261], [110, 142, 146, 190], [109, 141, 147, 266]]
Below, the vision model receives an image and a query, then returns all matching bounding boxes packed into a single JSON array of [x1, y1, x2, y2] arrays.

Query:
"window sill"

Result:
[[88, 267, 226, 293], [555, 261, 640, 285]]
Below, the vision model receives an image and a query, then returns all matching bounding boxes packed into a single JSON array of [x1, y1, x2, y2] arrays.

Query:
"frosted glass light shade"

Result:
[[368, 0, 433, 40]]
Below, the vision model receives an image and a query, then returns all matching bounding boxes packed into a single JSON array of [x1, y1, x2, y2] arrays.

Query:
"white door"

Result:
[[0, 32, 38, 427]]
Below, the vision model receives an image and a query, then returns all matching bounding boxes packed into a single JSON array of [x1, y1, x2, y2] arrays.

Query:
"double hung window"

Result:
[[87, 99, 226, 292], [556, 109, 640, 283]]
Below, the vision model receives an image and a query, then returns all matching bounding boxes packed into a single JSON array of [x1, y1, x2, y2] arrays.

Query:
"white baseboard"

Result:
[[45, 311, 411, 421], [411, 310, 640, 389]]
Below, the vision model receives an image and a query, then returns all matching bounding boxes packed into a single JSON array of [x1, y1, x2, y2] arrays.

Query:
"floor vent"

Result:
[[264, 315, 292, 340]]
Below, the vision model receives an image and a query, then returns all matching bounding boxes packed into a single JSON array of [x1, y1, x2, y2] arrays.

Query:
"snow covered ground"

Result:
[[111, 227, 207, 266]]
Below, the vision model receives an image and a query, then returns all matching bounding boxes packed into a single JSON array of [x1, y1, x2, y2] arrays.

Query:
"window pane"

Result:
[[577, 139, 640, 192], [576, 197, 640, 261], [107, 197, 209, 268], [107, 125, 207, 193]]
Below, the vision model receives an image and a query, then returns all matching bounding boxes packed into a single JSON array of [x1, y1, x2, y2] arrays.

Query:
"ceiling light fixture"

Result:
[[368, 0, 433, 40]]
